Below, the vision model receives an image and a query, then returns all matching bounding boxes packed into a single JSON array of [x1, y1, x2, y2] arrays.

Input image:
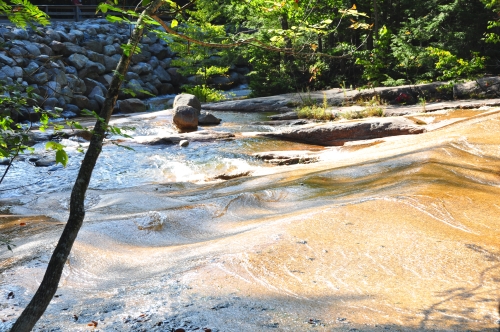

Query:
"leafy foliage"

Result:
[[0, 0, 49, 28], [182, 85, 227, 103]]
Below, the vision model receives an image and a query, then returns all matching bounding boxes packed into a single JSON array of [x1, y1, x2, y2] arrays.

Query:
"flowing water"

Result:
[[0, 107, 500, 331]]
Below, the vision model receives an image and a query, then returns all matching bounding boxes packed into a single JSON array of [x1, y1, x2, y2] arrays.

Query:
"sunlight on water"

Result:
[[1, 108, 500, 331]]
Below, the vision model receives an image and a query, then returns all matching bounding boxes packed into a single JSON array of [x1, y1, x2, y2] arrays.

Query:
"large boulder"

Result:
[[173, 94, 201, 115], [172, 105, 198, 131], [117, 98, 147, 114], [453, 77, 500, 99]]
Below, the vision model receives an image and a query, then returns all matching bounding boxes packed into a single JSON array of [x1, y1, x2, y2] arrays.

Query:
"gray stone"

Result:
[[209, 75, 232, 88], [63, 104, 81, 115], [83, 78, 106, 95], [12, 28, 29, 40], [22, 42, 41, 57], [94, 94, 106, 107], [144, 82, 158, 96], [61, 110, 77, 118], [143, 130, 234, 145], [73, 95, 90, 109], [78, 61, 106, 79], [67, 54, 89, 70], [88, 86, 104, 100], [186, 75, 203, 85], [130, 62, 152, 75], [118, 98, 146, 113], [154, 66, 171, 83], [82, 40, 104, 54], [12, 66, 23, 78], [32, 72, 49, 85], [167, 67, 184, 83], [88, 99, 100, 112], [103, 44, 116, 56], [24, 61, 39, 76], [56, 31, 76, 43], [43, 81, 62, 98], [179, 139, 189, 147], [87, 51, 105, 65], [173, 105, 198, 131], [67, 74, 88, 94], [104, 54, 120, 73], [453, 77, 500, 99], [65, 66, 78, 75], [38, 43, 53, 56], [125, 72, 140, 81], [131, 51, 150, 64], [47, 68, 68, 86], [57, 96, 66, 107], [1, 66, 15, 78], [124, 79, 145, 97], [173, 94, 201, 114], [141, 36, 154, 44], [158, 83, 174, 95], [62, 42, 87, 56], [161, 58, 172, 68], [149, 43, 170, 60], [45, 29, 61, 42], [198, 111, 221, 125], [69, 29, 84, 41], [42, 97, 59, 110], [148, 56, 160, 69], [60, 86, 74, 104], [102, 74, 113, 85], [49, 40, 65, 53], [0, 54, 15, 66], [269, 111, 299, 120], [35, 158, 56, 167]]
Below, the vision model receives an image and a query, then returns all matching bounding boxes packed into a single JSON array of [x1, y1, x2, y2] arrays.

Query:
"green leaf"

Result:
[[45, 141, 64, 151], [55, 149, 68, 167], [171, 19, 178, 28]]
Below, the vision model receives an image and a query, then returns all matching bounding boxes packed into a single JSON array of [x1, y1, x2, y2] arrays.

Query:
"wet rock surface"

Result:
[[253, 151, 319, 165], [261, 117, 426, 146], [140, 130, 235, 145]]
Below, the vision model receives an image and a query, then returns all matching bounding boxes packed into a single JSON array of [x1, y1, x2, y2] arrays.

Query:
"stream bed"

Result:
[[1, 107, 500, 331]]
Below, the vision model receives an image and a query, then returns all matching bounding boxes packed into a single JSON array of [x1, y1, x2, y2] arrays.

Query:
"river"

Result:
[[1, 107, 499, 331]]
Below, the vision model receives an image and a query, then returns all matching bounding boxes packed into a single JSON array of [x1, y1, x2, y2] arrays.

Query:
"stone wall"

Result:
[[0, 19, 248, 121]]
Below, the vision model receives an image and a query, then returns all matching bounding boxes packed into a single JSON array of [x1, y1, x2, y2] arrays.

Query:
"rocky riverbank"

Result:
[[0, 19, 249, 122]]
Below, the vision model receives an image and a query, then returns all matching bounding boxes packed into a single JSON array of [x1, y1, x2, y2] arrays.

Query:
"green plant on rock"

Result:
[[426, 47, 487, 80], [182, 84, 227, 102], [297, 92, 336, 120]]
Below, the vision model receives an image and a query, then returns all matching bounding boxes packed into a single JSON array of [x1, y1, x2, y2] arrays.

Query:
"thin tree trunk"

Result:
[[10, 1, 164, 330], [373, 0, 379, 41]]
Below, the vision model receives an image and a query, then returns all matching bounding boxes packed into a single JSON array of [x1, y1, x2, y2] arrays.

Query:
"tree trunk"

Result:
[[280, 14, 293, 64], [10, 1, 165, 330]]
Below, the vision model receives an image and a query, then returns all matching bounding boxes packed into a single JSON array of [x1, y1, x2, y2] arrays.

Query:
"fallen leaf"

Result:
[[19, 222, 26, 226]]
